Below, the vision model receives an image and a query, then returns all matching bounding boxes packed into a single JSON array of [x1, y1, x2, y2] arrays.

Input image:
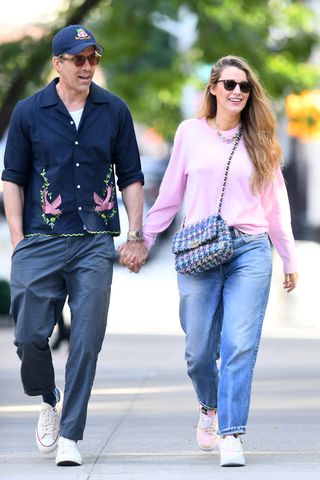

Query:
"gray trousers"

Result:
[[10, 233, 116, 440]]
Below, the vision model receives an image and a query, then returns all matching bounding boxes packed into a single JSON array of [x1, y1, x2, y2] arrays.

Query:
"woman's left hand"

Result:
[[283, 272, 298, 293]]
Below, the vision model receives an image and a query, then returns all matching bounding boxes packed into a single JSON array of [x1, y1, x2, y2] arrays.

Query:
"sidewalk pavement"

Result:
[[0, 324, 319, 480]]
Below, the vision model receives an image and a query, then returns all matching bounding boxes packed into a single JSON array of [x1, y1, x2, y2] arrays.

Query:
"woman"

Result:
[[142, 55, 298, 467]]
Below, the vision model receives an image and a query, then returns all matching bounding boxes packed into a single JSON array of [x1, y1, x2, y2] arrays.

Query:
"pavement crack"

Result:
[[86, 374, 149, 479]]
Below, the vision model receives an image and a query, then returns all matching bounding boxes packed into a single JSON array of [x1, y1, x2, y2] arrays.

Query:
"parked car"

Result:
[[114, 153, 180, 250], [141, 155, 168, 209]]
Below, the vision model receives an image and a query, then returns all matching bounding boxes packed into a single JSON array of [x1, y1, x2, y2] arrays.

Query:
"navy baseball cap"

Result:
[[52, 25, 104, 56]]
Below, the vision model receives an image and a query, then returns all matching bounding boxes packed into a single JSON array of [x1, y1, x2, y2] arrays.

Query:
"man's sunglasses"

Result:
[[59, 53, 102, 67], [216, 79, 252, 93]]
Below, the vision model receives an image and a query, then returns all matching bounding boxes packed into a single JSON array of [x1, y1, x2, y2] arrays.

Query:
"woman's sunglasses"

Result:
[[216, 79, 252, 93], [59, 53, 101, 67]]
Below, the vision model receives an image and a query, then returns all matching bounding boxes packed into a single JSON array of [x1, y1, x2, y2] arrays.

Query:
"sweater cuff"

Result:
[[142, 230, 156, 251]]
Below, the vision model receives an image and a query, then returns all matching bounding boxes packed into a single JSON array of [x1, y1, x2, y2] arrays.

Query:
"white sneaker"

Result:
[[36, 389, 61, 453], [219, 435, 245, 467], [56, 436, 82, 466], [197, 407, 218, 451]]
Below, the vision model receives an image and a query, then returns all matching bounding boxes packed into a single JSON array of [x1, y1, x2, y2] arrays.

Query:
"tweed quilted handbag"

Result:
[[172, 131, 241, 275]]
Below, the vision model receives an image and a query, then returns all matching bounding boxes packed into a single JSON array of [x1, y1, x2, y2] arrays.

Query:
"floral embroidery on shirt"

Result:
[[40, 169, 62, 229], [42, 190, 62, 215], [93, 165, 116, 226], [94, 187, 114, 212]]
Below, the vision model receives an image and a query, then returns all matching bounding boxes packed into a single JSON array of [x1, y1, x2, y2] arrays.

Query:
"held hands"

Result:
[[117, 241, 148, 273], [283, 272, 298, 293]]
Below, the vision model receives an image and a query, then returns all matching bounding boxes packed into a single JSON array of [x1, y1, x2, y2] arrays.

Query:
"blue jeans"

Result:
[[178, 229, 272, 436], [10, 233, 116, 440]]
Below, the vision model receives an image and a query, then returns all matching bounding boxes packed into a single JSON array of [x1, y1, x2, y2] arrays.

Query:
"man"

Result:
[[2, 25, 147, 466]]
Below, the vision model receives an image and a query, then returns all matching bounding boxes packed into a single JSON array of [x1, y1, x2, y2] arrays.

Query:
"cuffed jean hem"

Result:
[[199, 400, 217, 411], [59, 429, 83, 442], [217, 426, 246, 436], [25, 385, 56, 397]]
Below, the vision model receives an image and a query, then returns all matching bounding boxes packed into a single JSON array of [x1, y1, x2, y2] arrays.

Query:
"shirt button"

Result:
[[76, 163, 79, 167], [77, 185, 81, 189], [75, 141, 79, 145], [78, 206, 82, 211], [70, 121, 74, 125]]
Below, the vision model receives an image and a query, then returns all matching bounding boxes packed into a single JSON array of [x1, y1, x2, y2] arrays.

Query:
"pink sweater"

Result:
[[143, 118, 297, 273]]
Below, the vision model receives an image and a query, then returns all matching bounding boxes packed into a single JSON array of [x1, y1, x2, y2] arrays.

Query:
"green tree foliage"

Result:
[[0, 0, 319, 140], [0, 0, 103, 138], [91, 0, 320, 138]]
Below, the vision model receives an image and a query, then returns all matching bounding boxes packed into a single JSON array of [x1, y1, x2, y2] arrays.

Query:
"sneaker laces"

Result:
[[198, 411, 216, 433], [40, 405, 58, 436]]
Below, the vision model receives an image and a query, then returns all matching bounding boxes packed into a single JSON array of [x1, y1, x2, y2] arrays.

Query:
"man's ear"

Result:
[[52, 56, 61, 73]]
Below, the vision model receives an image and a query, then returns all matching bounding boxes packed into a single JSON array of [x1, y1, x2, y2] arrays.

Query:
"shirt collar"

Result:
[[40, 78, 110, 108]]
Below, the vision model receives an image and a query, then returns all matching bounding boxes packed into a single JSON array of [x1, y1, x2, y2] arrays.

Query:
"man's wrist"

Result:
[[127, 229, 144, 243]]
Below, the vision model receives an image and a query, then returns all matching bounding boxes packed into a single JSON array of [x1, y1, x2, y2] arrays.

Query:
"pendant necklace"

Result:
[[212, 118, 242, 144]]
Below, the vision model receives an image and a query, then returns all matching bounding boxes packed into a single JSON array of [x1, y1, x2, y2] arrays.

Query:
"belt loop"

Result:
[[229, 226, 240, 238]]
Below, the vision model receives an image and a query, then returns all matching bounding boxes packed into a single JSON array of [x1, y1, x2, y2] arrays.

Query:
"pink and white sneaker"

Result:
[[196, 407, 218, 451]]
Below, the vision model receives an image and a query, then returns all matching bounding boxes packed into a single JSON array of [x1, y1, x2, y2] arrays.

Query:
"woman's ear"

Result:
[[209, 85, 216, 96]]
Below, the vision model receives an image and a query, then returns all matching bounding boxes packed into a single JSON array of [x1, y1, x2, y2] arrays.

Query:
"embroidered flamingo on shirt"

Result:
[[42, 190, 62, 215], [93, 186, 115, 212]]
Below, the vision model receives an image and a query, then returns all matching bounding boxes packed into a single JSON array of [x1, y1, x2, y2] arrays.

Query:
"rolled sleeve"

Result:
[[1, 101, 32, 186], [113, 102, 144, 191]]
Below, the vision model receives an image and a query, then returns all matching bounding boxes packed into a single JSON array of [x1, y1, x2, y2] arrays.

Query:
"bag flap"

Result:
[[172, 214, 224, 254]]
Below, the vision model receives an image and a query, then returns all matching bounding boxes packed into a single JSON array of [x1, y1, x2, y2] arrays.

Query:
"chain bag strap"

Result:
[[172, 128, 242, 275], [217, 129, 242, 214]]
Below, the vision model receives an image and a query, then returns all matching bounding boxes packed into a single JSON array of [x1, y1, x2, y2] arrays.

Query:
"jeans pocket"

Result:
[[11, 235, 46, 258], [96, 233, 117, 263], [11, 237, 28, 257], [239, 231, 268, 243]]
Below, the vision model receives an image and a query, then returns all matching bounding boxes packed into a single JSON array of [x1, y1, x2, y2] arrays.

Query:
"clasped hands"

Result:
[[117, 241, 149, 273]]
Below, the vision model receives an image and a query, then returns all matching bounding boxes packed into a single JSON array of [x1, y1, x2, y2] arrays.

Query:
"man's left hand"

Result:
[[117, 242, 148, 273]]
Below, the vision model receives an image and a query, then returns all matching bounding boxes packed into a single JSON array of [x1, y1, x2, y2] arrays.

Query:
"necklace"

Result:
[[212, 118, 242, 144]]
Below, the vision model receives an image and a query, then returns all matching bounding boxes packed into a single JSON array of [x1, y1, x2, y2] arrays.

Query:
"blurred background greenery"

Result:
[[0, 0, 319, 330], [1, 0, 320, 242], [0, 0, 320, 140]]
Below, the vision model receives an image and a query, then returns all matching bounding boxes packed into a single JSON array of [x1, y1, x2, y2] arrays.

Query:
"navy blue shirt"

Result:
[[2, 78, 144, 236]]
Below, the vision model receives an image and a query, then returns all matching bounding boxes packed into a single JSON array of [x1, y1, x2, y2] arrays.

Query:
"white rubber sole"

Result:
[[220, 454, 246, 467]]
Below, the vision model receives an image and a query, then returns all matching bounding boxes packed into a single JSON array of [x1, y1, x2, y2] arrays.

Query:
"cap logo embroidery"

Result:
[[75, 28, 91, 41]]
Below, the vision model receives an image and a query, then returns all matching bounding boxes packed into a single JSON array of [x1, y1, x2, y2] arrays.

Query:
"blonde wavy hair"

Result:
[[198, 55, 282, 193]]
